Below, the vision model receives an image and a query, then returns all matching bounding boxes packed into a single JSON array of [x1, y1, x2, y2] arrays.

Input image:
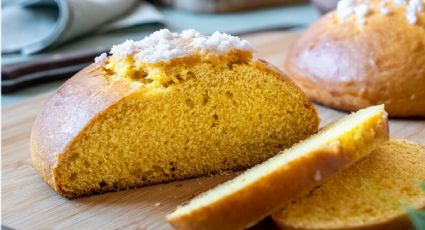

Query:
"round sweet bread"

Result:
[[285, 0, 425, 117], [30, 29, 319, 198]]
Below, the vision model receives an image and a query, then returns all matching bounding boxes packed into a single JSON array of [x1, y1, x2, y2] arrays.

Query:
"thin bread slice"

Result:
[[272, 139, 425, 230], [166, 105, 389, 230]]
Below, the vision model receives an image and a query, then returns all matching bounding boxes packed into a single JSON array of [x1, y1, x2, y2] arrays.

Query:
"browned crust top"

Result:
[[284, 6, 425, 117]]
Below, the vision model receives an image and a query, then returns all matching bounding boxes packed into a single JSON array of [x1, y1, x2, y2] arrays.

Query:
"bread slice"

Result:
[[166, 105, 389, 230], [272, 139, 425, 230], [30, 29, 319, 198]]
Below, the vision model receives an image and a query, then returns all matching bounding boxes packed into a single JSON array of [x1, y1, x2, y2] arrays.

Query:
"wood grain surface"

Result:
[[2, 31, 424, 230]]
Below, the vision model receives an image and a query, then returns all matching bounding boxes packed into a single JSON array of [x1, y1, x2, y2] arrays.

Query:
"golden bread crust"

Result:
[[30, 64, 133, 193], [272, 140, 425, 230], [285, 1, 425, 117], [167, 150, 362, 230]]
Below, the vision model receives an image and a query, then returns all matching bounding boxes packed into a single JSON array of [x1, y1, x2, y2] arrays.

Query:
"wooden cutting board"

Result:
[[2, 32, 425, 230]]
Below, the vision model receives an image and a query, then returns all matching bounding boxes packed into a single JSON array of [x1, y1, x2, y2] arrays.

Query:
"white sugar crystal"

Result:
[[110, 40, 137, 57], [355, 4, 371, 25], [410, 0, 423, 10], [108, 29, 252, 64], [94, 52, 107, 63], [239, 40, 252, 50], [407, 10, 418, 23], [380, 0, 391, 14], [192, 31, 253, 53], [337, 0, 356, 20], [406, 0, 423, 24], [380, 6, 390, 14], [393, 0, 407, 5], [151, 29, 177, 40], [335, 0, 424, 26], [181, 29, 200, 38]]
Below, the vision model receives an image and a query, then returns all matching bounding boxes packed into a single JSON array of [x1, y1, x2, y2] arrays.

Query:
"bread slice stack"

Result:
[[167, 105, 389, 229], [273, 139, 425, 230]]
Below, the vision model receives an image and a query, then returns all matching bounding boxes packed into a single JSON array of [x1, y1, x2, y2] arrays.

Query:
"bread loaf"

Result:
[[30, 29, 319, 198], [285, 0, 425, 117]]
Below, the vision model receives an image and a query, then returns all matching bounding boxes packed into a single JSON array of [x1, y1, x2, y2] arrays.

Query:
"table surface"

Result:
[[1, 3, 320, 106], [3, 31, 424, 230]]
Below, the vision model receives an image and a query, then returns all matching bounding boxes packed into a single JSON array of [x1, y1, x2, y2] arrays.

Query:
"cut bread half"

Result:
[[166, 105, 389, 230], [272, 139, 425, 230], [30, 30, 319, 198]]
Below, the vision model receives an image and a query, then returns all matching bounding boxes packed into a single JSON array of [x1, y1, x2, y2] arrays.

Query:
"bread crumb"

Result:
[[354, 132, 361, 140], [331, 140, 341, 150], [131, 82, 142, 89], [155, 202, 161, 207], [314, 170, 322, 181]]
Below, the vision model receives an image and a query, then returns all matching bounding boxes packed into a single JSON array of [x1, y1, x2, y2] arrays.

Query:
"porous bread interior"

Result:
[[169, 105, 386, 217], [274, 139, 425, 229], [54, 52, 318, 197]]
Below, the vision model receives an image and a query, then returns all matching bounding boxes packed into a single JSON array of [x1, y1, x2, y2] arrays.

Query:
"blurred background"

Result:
[[1, 0, 339, 106]]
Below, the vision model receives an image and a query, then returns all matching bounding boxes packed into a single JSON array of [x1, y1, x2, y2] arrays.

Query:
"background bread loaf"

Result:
[[284, 0, 425, 117]]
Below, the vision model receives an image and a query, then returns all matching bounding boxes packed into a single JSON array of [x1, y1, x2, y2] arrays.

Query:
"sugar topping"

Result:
[[407, 0, 424, 24], [380, 0, 390, 15], [336, 0, 424, 25], [94, 52, 107, 63], [337, 0, 370, 24], [355, 4, 371, 24], [95, 29, 253, 64], [393, 0, 407, 5], [192, 32, 252, 53], [337, 0, 357, 20]]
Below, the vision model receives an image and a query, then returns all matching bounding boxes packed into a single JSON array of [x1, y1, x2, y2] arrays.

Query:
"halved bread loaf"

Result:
[[30, 30, 319, 198], [273, 139, 425, 230], [166, 105, 389, 230]]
